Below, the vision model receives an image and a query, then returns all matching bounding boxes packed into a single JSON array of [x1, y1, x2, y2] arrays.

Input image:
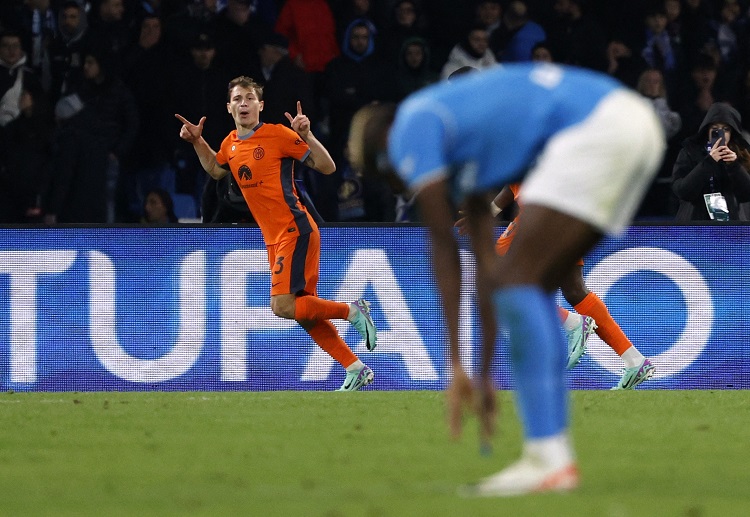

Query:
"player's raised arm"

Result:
[[174, 113, 227, 180], [285, 101, 336, 175]]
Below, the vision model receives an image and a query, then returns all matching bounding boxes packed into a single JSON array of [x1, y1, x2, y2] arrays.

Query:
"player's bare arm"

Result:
[[285, 101, 336, 175], [175, 113, 228, 180], [417, 179, 477, 438]]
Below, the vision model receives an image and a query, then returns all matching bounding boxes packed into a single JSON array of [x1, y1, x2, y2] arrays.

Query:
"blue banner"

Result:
[[0, 225, 747, 391]]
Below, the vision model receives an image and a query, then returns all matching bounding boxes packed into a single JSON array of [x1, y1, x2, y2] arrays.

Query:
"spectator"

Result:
[[474, 0, 502, 38], [380, 0, 429, 62], [672, 102, 750, 221], [121, 13, 175, 221], [209, 0, 266, 79], [141, 188, 178, 223], [88, 0, 133, 67], [530, 40, 555, 62], [75, 48, 139, 222], [393, 36, 437, 102], [0, 84, 52, 222], [48, 0, 90, 105], [169, 32, 234, 215], [43, 93, 109, 222], [640, 7, 685, 100], [492, 0, 546, 63], [320, 17, 384, 220], [676, 53, 723, 142], [256, 31, 315, 125], [2, 0, 56, 89], [680, 0, 717, 70], [162, 0, 221, 57], [606, 39, 647, 89], [440, 24, 497, 80], [637, 67, 682, 140], [273, 0, 339, 75], [333, 0, 380, 44], [636, 67, 682, 219], [0, 30, 41, 128], [545, 0, 608, 71]]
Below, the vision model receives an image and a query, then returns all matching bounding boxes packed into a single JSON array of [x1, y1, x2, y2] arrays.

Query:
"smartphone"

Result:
[[710, 128, 726, 147]]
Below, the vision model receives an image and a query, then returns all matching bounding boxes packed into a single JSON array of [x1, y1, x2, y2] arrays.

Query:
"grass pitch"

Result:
[[2, 390, 749, 517]]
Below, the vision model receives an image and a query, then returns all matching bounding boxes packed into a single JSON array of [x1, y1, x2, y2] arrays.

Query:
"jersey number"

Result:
[[273, 256, 285, 274]]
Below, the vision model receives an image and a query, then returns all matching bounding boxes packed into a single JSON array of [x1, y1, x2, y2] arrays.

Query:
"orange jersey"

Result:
[[216, 123, 314, 244]]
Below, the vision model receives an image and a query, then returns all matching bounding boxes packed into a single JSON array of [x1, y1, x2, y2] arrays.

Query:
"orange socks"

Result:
[[573, 292, 632, 356], [305, 320, 358, 368], [294, 295, 350, 321]]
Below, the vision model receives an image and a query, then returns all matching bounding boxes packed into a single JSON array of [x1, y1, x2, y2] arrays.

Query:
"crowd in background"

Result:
[[2, 0, 750, 223]]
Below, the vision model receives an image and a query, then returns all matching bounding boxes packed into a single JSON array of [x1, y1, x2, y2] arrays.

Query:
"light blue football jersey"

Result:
[[387, 63, 624, 198]]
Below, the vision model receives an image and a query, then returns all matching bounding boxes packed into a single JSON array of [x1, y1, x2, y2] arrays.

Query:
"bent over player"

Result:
[[349, 63, 665, 494], [176, 76, 376, 391]]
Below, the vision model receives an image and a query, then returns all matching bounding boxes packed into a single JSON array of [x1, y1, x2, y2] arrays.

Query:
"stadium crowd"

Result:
[[1, 0, 750, 223]]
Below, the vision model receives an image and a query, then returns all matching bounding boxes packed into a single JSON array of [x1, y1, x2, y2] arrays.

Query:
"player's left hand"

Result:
[[285, 101, 310, 139]]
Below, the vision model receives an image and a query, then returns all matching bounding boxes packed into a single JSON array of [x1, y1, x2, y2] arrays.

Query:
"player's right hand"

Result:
[[446, 364, 474, 440], [454, 211, 469, 236], [175, 114, 206, 143]]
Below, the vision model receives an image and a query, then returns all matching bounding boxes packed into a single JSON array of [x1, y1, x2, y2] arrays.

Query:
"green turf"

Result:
[[1, 390, 749, 517]]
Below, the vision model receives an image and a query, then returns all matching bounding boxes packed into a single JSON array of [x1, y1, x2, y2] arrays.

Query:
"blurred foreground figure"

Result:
[[349, 63, 665, 496]]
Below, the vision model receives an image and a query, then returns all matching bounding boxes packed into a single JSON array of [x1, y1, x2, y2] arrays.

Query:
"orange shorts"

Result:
[[267, 230, 320, 296], [495, 221, 584, 266]]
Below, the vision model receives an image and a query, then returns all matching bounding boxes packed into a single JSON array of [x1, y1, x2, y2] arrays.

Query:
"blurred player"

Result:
[[176, 76, 377, 391], [458, 182, 655, 389], [496, 183, 654, 388], [349, 63, 665, 495]]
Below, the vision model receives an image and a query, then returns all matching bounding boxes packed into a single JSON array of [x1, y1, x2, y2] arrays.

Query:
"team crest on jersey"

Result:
[[253, 146, 265, 160], [238, 164, 252, 180], [294, 138, 302, 145]]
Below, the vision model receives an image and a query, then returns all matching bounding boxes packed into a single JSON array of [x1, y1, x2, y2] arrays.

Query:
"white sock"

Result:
[[525, 432, 575, 469], [346, 360, 365, 372], [347, 303, 356, 321], [621, 346, 645, 368], [561, 312, 582, 332]]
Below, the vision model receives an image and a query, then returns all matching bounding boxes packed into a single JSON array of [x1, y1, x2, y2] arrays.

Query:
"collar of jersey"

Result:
[[238, 122, 263, 140]]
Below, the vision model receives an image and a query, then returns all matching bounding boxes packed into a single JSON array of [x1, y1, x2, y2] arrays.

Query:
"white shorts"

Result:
[[519, 89, 666, 235]]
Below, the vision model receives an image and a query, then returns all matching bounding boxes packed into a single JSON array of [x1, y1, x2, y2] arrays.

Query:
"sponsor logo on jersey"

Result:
[[238, 165, 252, 180]]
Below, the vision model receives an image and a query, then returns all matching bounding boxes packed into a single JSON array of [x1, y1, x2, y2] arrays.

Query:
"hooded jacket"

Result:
[[671, 102, 750, 221]]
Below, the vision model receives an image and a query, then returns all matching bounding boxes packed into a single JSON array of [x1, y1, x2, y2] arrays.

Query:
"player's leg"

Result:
[[267, 232, 374, 343], [557, 265, 597, 369], [268, 232, 373, 390], [498, 223, 591, 369], [468, 205, 598, 496], [471, 88, 665, 496], [561, 266, 654, 388]]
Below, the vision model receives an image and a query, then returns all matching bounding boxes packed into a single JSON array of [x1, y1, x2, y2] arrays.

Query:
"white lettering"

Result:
[[89, 250, 206, 382], [585, 247, 712, 378], [220, 250, 295, 381], [302, 249, 439, 381], [0, 251, 77, 383]]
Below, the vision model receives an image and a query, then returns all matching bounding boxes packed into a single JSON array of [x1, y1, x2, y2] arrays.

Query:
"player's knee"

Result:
[[270, 297, 295, 319]]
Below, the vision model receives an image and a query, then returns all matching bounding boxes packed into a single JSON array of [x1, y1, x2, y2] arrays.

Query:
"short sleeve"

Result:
[[388, 102, 450, 190]]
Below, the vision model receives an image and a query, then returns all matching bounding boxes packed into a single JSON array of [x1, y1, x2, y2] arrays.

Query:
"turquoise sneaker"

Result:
[[611, 359, 655, 390], [337, 365, 374, 391], [566, 315, 597, 370], [350, 299, 377, 351]]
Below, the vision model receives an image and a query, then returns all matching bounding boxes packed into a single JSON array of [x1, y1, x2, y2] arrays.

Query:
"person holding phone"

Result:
[[672, 102, 750, 221]]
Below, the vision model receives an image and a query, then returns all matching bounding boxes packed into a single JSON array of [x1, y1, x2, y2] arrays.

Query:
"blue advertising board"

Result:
[[0, 225, 747, 391]]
